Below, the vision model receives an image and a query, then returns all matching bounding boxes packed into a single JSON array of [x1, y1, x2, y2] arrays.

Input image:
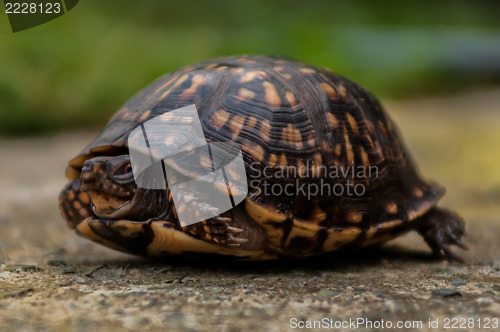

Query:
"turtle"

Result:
[[59, 55, 467, 261]]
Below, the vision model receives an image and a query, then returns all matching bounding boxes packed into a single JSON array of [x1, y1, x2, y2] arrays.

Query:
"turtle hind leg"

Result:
[[415, 207, 468, 262], [183, 207, 269, 251]]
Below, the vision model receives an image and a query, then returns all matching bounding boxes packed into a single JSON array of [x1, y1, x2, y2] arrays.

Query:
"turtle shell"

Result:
[[66, 55, 444, 254]]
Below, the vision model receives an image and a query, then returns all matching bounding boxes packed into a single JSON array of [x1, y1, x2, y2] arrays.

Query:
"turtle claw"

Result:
[[212, 234, 247, 247], [205, 215, 248, 246], [217, 217, 232, 223], [227, 226, 244, 233], [228, 235, 248, 243], [450, 233, 468, 250], [441, 245, 465, 263], [456, 240, 469, 251], [225, 236, 249, 247], [185, 214, 248, 247]]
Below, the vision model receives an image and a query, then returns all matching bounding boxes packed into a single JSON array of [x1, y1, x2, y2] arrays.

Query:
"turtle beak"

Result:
[[81, 159, 106, 192]]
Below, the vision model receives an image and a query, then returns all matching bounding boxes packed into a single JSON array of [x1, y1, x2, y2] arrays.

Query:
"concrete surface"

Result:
[[0, 90, 499, 331]]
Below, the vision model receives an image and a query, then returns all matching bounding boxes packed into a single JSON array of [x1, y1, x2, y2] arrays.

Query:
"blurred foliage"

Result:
[[1, 0, 500, 135]]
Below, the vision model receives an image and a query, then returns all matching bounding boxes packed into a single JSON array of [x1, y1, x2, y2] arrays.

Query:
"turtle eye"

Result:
[[122, 163, 133, 175]]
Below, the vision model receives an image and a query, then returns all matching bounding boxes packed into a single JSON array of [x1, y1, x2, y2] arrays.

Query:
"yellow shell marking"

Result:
[[346, 113, 359, 135], [359, 146, 371, 186], [326, 113, 338, 129], [343, 124, 355, 165], [274, 66, 292, 79], [181, 74, 205, 99], [310, 205, 327, 224], [363, 233, 397, 247], [245, 199, 287, 247], [359, 146, 370, 169], [260, 119, 271, 142], [283, 220, 318, 248], [307, 136, 316, 147], [199, 154, 212, 168], [413, 187, 424, 198], [211, 109, 230, 129], [299, 67, 316, 74], [230, 115, 245, 140], [268, 153, 277, 167], [153, 75, 178, 95], [285, 91, 297, 105], [321, 140, 330, 153], [139, 110, 152, 122], [362, 220, 405, 247], [227, 164, 242, 181], [385, 202, 398, 214], [240, 71, 267, 83], [346, 211, 363, 223], [262, 82, 281, 107], [314, 152, 323, 166], [231, 67, 245, 73], [238, 87, 255, 100], [159, 74, 185, 99], [374, 141, 384, 160], [334, 144, 342, 156], [172, 74, 189, 88], [323, 227, 362, 252], [338, 83, 349, 100], [365, 134, 375, 150], [242, 142, 265, 162], [408, 200, 433, 221], [378, 120, 388, 138], [282, 123, 302, 148], [246, 116, 258, 128], [320, 83, 338, 100]]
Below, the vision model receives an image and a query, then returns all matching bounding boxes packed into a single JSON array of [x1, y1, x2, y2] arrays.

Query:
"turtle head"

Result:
[[81, 155, 169, 220]]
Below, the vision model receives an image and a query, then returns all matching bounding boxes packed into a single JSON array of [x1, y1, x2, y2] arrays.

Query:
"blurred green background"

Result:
[[1, 0, 500, 136]]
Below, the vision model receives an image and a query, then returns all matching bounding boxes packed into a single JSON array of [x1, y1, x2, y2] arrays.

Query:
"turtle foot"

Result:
[[184, 213, 249, 247], [416, 208, 467, 262]]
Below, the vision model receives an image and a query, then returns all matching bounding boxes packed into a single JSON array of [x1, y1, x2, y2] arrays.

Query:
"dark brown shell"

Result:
[[67, 55, 443, 234]]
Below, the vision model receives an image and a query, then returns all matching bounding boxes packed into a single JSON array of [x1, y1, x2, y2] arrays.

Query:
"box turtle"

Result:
[[59, 55, 466, 261]]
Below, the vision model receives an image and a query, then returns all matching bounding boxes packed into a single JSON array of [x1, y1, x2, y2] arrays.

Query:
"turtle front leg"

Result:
[[59, 179, 94, 229], [183, 214, 247, 247], [415, 208, 468, 262], [166, 189, 268, 250], [183, 207, 269, 251]]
